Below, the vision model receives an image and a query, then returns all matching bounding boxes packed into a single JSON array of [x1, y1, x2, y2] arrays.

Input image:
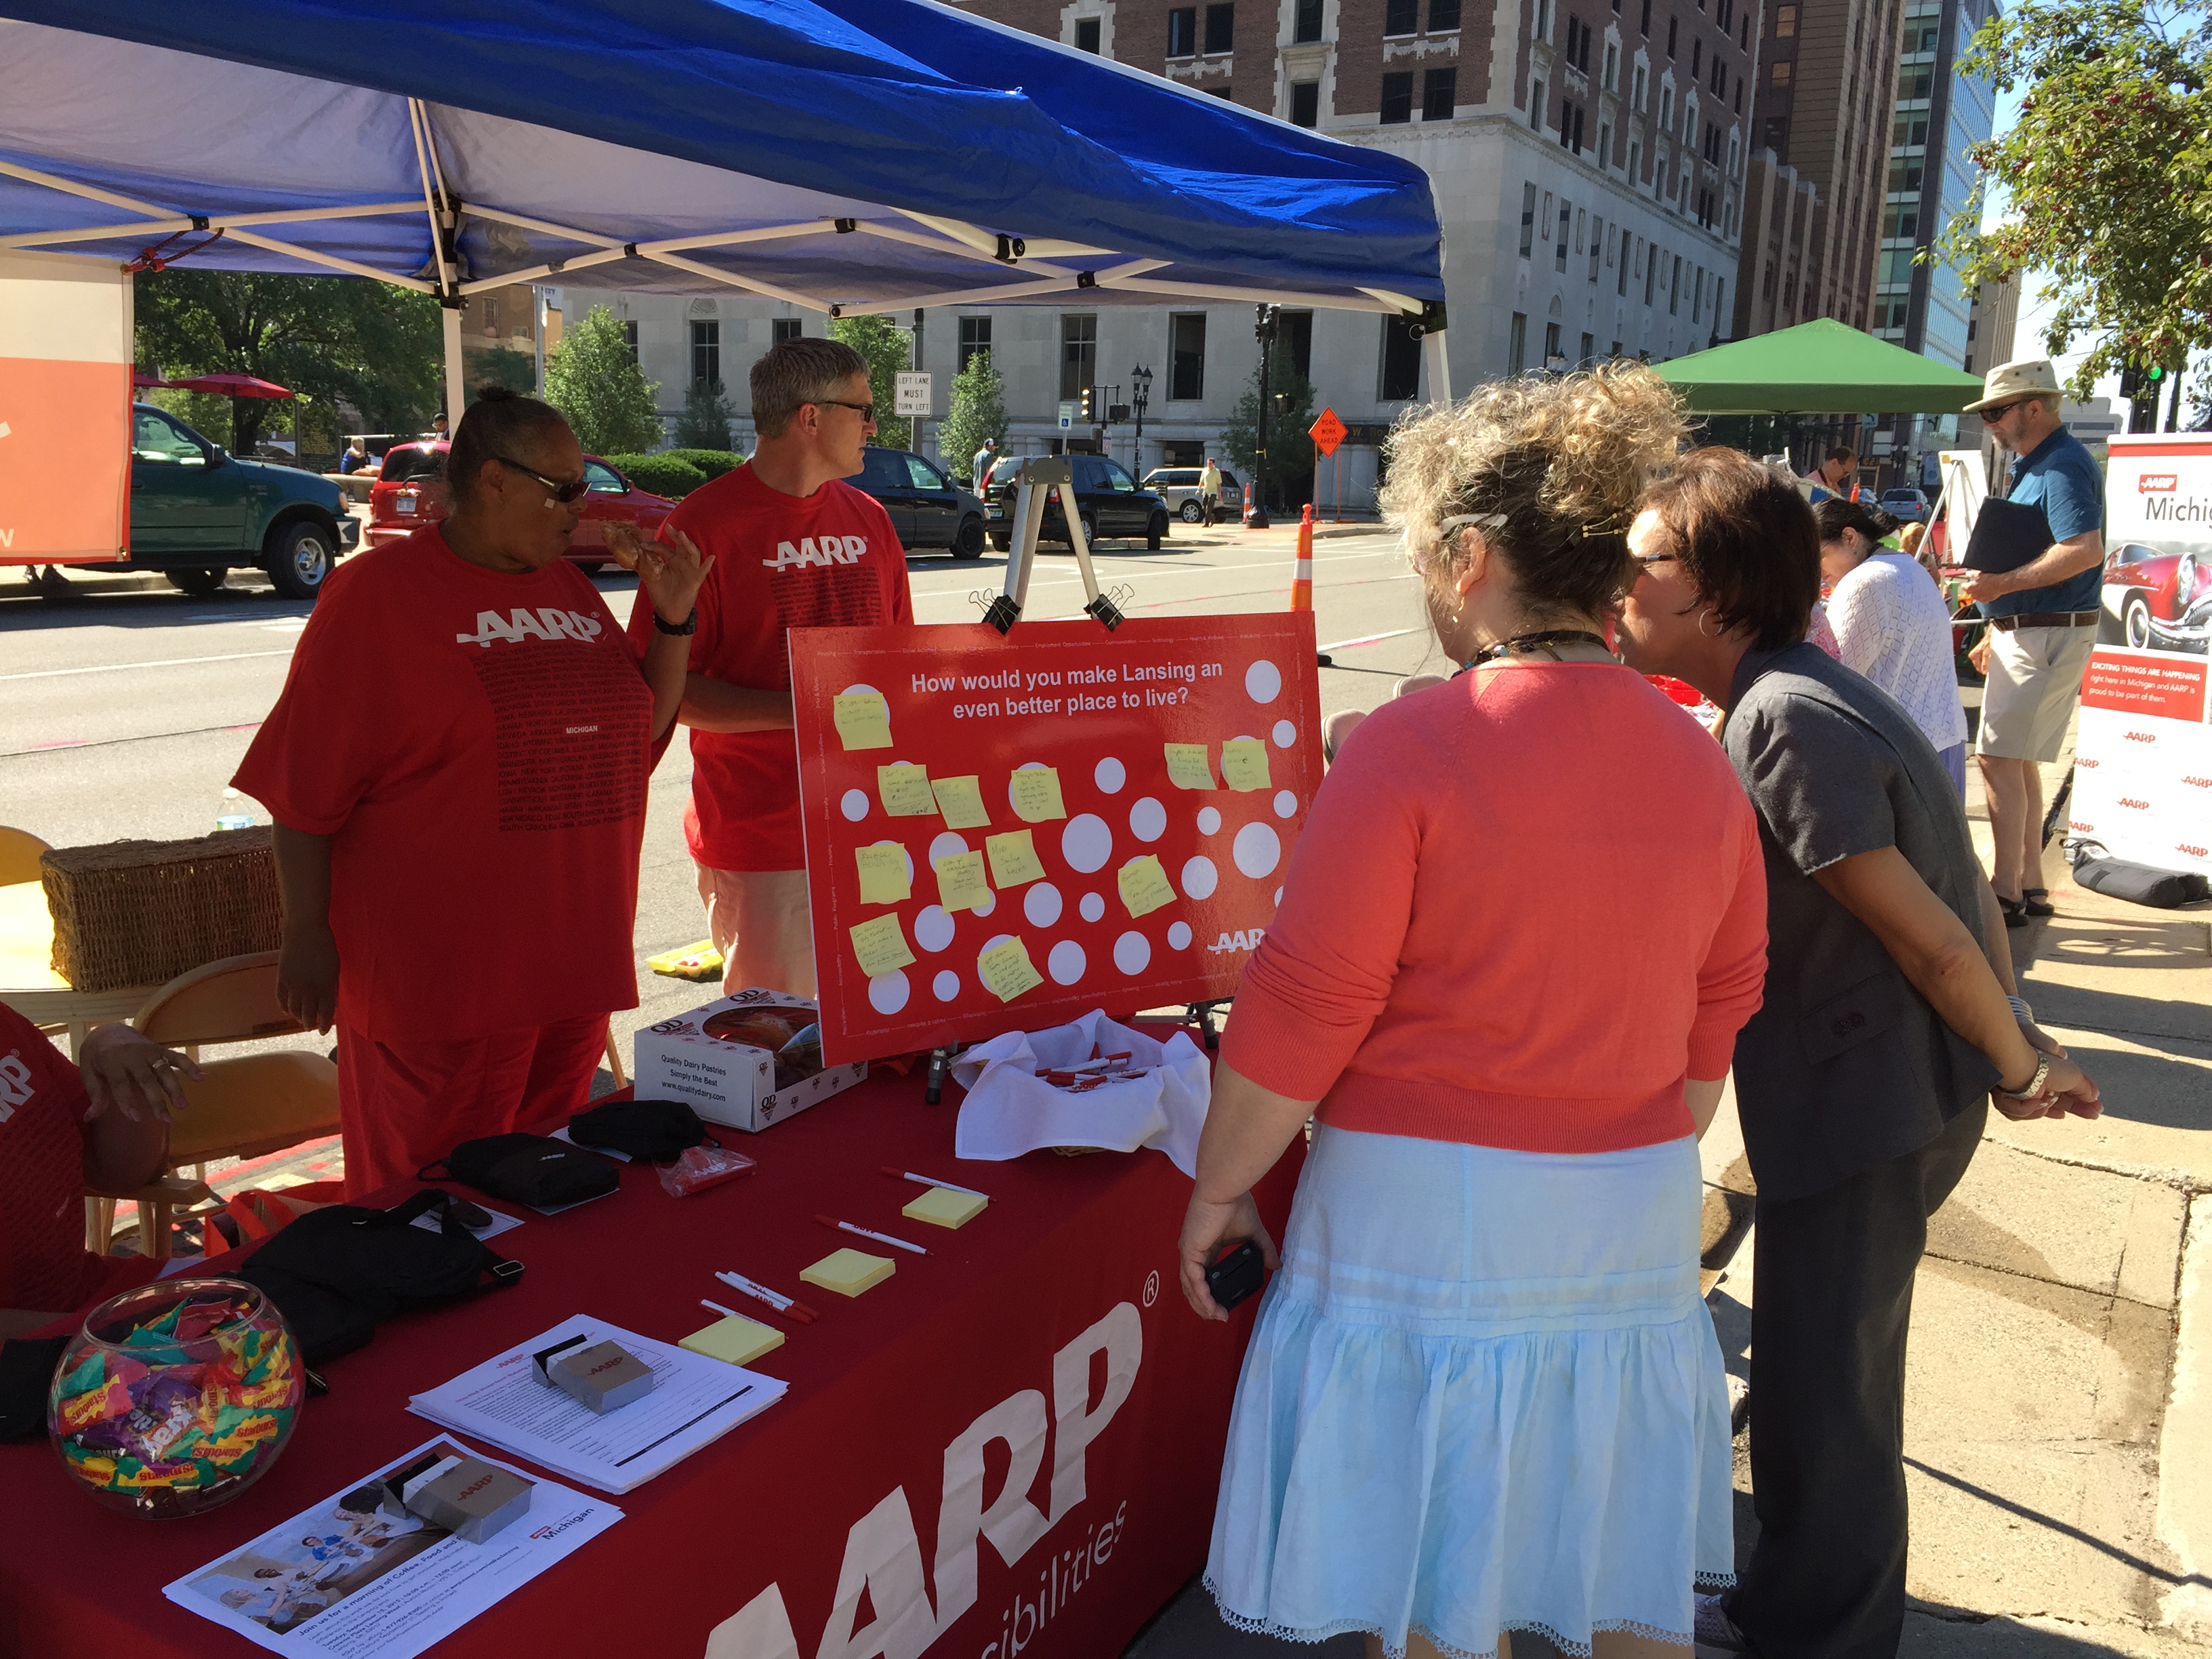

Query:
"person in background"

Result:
[[1802, 444, 1859, 501], [1818, 497, 1971, 794], [636, 336, 914, 998], [1199, 455, 1223, 527], [970, 436, 997, 490], [241, 388, 710, 1196], [1616, 449, 2100, 1659], [428, 411, 449, 440], [337, 438, 373, 476], [1961, 358, 2105, 927], [1182, 365, 1767, 1658], [1, 1004, 203, 1334]]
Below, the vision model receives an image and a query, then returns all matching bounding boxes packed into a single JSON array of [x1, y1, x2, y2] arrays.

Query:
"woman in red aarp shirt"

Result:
[[234, 388, 711, 1197]]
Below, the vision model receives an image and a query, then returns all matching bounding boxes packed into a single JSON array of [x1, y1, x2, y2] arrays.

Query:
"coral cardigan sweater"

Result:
[[1221, 663, 1768, 1153]]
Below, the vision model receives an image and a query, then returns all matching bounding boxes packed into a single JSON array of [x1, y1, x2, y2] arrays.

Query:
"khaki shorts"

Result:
[[1975, 623, 2096, 764], [695, 865, 817, 998]]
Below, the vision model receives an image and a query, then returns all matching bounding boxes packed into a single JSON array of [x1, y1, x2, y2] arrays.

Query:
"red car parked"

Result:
[[365, 441, 676, 571], [2102, 541, 2212, 654]]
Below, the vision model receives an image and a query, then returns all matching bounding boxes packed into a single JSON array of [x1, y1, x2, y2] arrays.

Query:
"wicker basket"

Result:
[[40, 828, 282, 994]]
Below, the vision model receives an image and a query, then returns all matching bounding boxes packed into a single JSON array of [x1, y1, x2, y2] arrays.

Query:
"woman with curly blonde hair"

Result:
[[1178, 366, 1769, 1659]]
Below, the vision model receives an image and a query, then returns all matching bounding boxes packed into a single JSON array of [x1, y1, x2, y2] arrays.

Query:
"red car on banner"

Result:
[[2101, 541, 2212, 654], [365, 441, 676, 571]]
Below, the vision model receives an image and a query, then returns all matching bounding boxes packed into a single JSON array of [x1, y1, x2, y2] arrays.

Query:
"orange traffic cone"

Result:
[[1290, 503, 1315, 611]]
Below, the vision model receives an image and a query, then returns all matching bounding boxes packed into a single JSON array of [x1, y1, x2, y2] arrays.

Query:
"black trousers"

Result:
[[1727, 1097, 1987, 1659]]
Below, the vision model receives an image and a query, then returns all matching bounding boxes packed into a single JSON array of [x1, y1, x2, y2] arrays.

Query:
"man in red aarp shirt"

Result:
[[631, 336, 913, 998]]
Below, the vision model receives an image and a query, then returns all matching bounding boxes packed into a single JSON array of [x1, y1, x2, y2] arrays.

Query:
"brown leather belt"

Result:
[[1988, 611, 2098, 632]]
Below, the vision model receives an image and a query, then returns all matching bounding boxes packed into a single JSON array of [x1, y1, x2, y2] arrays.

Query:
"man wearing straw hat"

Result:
[[1959, 358, 2105, 926]]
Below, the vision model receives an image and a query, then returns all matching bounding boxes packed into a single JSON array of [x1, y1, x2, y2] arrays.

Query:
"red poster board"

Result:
[[792, 615, 1323, 1062]]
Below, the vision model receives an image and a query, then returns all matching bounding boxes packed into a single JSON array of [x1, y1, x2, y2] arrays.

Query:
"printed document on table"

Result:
[[165, 1435, 619, 1659], [407, 1315, 785, 1494]]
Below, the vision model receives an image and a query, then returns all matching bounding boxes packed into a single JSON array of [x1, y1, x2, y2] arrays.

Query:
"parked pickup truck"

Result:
[[101, 403, 359, 598]]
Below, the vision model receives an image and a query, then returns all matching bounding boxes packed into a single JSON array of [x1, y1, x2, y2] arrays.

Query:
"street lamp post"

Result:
[[1251, 304, 1278, 529], [1130, 364, 1152, 477]]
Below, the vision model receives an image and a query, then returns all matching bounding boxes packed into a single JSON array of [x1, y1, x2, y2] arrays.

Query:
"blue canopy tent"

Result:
[[0, 0, 1448, 416]]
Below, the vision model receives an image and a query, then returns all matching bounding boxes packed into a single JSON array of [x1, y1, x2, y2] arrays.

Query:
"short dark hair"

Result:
[[1824, 444, 1857, 464], [1814, 495, 1888, 546], [447, 386, 571, 506], [1640, 449, 1820, 649]]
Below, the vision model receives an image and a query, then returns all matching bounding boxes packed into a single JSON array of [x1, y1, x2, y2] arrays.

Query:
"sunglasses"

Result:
[[493, 456, 590, 504], [812, 398, 877, 424], [1980, 398, 2033, 422]]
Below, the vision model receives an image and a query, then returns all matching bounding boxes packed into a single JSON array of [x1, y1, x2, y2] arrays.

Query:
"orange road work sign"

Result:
[[1308, 407, 1346, 457]]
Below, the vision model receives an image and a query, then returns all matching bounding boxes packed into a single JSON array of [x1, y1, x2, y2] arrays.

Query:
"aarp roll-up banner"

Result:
[[0, 247, 132, 565], [2071, 433, 2212, 877]]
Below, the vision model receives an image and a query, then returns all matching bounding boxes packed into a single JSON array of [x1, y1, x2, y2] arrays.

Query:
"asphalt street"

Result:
[[0, 519, 1435, 1064]]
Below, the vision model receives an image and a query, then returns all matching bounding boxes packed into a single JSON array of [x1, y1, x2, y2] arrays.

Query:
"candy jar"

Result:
[[49, 1277, 303, 1519]]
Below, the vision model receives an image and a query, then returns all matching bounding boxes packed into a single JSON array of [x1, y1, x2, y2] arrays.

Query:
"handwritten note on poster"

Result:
[[850, 914, 916, 977], [931, 775, 992, 830], [1117, 855, 1176, 918], [855, 843, 911, 905], [933, 851, 993, 914], [878, 764, 937, 818], [834, 692, 893, 751], [977, 937, 1043, 1002], [1009, 767, 1067, 823], [1220, 738, 1271, 792], [1163, 744, 1216, 790], [984, 830, 1047, 888]]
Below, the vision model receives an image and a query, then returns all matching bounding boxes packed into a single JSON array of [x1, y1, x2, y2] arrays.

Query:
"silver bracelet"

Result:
[[2007, 994, 2034, 1023]]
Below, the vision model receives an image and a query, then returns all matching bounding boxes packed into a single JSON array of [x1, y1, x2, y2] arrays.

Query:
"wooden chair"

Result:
[[131, 949, 302, 1061], [0, 825, 51, 886]]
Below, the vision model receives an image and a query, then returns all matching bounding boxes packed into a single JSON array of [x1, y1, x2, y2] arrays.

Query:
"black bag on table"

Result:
[[567, 1099, 713, 1163], [418, 1132, 619, 1210]]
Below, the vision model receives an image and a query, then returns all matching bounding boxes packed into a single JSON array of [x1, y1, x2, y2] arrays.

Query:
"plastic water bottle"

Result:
[[216, 788, 255, 832]]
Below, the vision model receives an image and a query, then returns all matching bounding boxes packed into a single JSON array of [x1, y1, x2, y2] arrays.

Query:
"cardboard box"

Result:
[[383, 1453, 534, 1544], [632, 987, 867, 1133], [549, 1340, 656, 1414]]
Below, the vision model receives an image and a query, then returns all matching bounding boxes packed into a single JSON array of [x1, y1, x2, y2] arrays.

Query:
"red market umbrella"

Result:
[[162, 371, 298, 398]]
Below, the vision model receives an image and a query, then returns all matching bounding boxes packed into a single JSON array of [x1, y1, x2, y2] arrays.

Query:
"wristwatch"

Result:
[[1996, 1052, 2053, 1101], [653, 607, 698, 636]]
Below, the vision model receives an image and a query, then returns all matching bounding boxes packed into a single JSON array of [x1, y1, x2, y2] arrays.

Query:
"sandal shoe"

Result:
[[2021, 887, 2056, 917], [1996, 895, 2031, 929]]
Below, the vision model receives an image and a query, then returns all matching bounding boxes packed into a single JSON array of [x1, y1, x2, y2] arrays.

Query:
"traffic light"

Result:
[[1078, 386, 1094, 422], [2118, 362, 2141, 400]]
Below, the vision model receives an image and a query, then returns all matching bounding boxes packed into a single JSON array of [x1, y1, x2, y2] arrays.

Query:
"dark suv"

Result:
[[851, 447, 989, 558], [985, 454, 1172, 552]]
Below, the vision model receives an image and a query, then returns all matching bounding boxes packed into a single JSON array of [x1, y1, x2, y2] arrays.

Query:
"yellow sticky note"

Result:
[[932, 775, 992, 830], [1118, 854, 1176, 918], [977, 937, 1044, 1003], [1164, 743, 1216, 790], [903, 1187, 989, 1229], [855, 842, 911, 905], [849, 914, 917, 977], [1221, 737, 1272, 792], [1009, 767, 1067, 823], [878, 763, 937, 818], [801, 1248, 895, 1297], [682, 1315, 785, 1366], [834, 692, 893, 751], [934, 850, 993, 914], [984, 829, 1046, 888]]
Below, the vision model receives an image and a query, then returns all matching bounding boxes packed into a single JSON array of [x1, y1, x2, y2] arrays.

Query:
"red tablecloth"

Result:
[[2, 1052, 1300, 1659]]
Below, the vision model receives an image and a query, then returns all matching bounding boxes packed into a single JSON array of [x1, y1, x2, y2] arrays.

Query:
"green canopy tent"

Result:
[[1655, 317, 1986, 414]]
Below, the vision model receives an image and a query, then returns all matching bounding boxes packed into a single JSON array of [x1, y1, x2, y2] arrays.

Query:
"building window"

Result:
[[1893, 112, 1929, 146], [1204, 2, 1234, 52], [1604, 40, 1618, 82], [1898, 63, 1933, 98], [1580, 331, 1595, 363], [1294, 0, 1324, 41], [1422, 67, 1457, 117], [1763, 114, 1787, 153], [1208, 84, 1234, 96], [1712, 279, 1724, 331], [1881, 203, 1920, 239], [1690, 37, 1700, 73], [1520, 181, 1538, 256], [1660, 83, 1671, 124], [1509, 312, 1528, 372], [1565, 14, 1592, 68], [1385, 0, 1417, 34], [1619, 234, 1631, 294], [1670, 253, 1682, 314], [1530, 79, 1546, 130], [1382, 70, 1415, 122], [1559, 99, 1586, 150], [1429, 0, 1461, 27], [1666, 14, 1677, 54], [1645, 242, 1658, 304], [1290, 80, 1320, 125], [1597, 120, 1612, 167], [1557, 203, 1571, 270], [1380, 315, 1423, 400], [957, 316, 990, 371], [1694, 266, 1705, 320], [1281, 310, 1314, 379], [1060, 314, 1097, 402], [1769, 59, 1790, 86], [1074, 16, 1101, 50], [690, 320, 720, 386], [1167, 7, 1197, 55], [1629, 137, 1640, 177], [1590, 216, 1603, 280], [1640, 0, 1650, 33], [621, 321, 640, 362], [1543, 320, 1563, 364], [1633, 62, 1646, 107], [1168, 313, 1206, 400], [1888, 156, 1925, 192]]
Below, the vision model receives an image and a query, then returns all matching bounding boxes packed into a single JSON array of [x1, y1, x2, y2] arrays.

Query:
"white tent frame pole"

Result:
[[0, 201, 424, 251], [1101, 274, 1396, 311], [1422, 330, 1452, 405], [0, 157, 167, 219], [646, 249, 830, 312], [409, 98, 468, 423], [895, 207, 1114, 261], [853, 221, 1079, 279], [836, 258, 1169, 316], [225, 228, 438, 290]]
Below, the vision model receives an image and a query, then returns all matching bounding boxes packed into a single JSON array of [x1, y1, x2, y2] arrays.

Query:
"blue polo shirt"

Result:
[[1982, 426, 2104, 618]]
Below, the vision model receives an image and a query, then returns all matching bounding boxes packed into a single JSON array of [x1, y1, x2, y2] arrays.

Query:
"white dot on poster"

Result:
[[1271, 719, 1296, 749], [1245, 660, 1282, 704], [1273, 790, 1298, 819], [1274, 887, 1283, 903], [840, 789, 870, 823], [1025, 882, 1064, 927], [1006, 760, 1052, 814], [973, 890, 996, 918], [1233, 821, 1282, 878], [914, 905, 956, 953], [868, 970, 910, 1014], [1168, 920, 1193, 950], [1094, 757, 1126, 794], [933, 970, 960, 1002], [1080, 892, 1106, 923], [840, 682, 882, 697], [1062, 813, 1113, 872], [1113, 931, 1151, 975], [1048, 940, 1087, 985], [928, 832, 970, 866], [1181, 855, 1218, 899], [1196, 806, 1221, 835], [981, 933, 1014, 956], [1128, 796, 1167, 842]]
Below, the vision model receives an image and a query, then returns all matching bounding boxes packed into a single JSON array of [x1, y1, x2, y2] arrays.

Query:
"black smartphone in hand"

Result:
[[1204, 1240, 1265, 1312]]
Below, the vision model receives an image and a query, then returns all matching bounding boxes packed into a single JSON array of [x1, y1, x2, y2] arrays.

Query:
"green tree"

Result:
[[134, 269, 441, 455], [1932, 0, 2212, 393], [671, 378, 739, 450], [1221, 357, 1317, 512], [544, 305, 665, 455], [828, 313, 914, 449], [939, 350, 1008, 483]]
